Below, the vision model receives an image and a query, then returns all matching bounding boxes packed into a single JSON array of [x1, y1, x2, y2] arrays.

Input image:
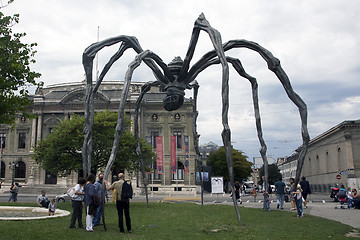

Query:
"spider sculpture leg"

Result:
[[83, 38, 170, 228], [82, 36, 169, 177], [134, 81, 161, 208], [181, 14, 308, 222], [188, 82, 205, 207], [102, 50, 170, 182], [179, 13, 241, 224], [188, 38, 310, 188], [190, 56, 271, 206]]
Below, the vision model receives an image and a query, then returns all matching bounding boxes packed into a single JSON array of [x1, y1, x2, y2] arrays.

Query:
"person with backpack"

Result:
[[109, 172, 133, 233]]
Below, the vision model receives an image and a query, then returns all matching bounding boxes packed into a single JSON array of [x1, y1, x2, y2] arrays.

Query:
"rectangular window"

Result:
[[151, 131, 159, 148], [18, 133, 26, 149], [0, 134, 5, 149], [173, 131, 182, 149]]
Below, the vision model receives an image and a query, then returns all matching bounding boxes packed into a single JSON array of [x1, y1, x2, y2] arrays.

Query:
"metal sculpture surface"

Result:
[[82, 13, 309, 225]]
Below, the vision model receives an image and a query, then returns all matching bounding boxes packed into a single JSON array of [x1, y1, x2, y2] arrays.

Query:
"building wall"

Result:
[[299, 121, 359, 192], [0, 81, 196, 192]]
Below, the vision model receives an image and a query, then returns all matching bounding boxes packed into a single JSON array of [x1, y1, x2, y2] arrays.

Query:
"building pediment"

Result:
[[60, 88, 110, 105]]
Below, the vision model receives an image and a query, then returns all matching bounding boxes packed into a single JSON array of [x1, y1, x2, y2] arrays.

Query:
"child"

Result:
[[293, 184, 303, 217], [48, 198, 56, 216], [264, 189, 271, 211]]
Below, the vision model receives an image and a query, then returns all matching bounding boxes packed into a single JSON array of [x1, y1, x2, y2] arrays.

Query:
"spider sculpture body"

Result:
[[82, 13, 309, 225]]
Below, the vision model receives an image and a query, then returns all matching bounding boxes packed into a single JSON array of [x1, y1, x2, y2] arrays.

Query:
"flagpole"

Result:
[[0, 137, 3, 179]]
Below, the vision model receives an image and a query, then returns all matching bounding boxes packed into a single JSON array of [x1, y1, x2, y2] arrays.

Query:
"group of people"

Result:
[[36, 190, 56, 215], [68, 172, 133, 233], [263, 176, 311, 217], [338, 185, 360, 209]]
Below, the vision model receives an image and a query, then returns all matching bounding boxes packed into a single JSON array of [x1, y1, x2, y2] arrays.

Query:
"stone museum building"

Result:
[[0, 80, 197, 193], [278, 120, 360, 192]]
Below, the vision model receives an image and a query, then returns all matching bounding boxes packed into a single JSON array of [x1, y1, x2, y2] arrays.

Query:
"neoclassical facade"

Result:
[[0, 81, 196, 192], [278, 120, 360, 192]]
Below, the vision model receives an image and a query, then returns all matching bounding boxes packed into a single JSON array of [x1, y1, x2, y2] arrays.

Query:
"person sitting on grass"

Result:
[[36, 190, 50, 208]]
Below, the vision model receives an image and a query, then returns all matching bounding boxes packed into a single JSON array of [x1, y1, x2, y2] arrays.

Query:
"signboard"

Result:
[[184, 135, 189, 173], [211, 177, 223, 194], [170, 136, 176, 174]]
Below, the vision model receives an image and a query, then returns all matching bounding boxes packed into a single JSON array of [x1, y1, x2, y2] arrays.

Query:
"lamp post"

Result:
[[8, 161, 18, 185]]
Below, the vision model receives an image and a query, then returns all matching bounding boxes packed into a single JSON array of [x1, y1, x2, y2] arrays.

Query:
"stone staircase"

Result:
[[2, 184, 68, 195]]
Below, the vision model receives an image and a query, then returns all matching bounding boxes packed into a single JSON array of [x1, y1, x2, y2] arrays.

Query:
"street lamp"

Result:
[[8, 161, 18, 185]]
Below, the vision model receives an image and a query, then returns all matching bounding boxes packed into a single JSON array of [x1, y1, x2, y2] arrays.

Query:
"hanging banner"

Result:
[[155, 136, 163, 174], [184, 135, 189, 173], [170, 136, 177, 174]]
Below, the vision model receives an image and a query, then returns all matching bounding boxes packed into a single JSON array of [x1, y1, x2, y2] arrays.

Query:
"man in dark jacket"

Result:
[[300, 176, 311, 208]]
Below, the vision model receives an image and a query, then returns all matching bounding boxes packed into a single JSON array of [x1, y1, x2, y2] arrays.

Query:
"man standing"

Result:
[[300, 176, 311, 208], [109, 173, 132, 233], [84, 173, 96, 232], [92, 173, 108, 227], [274, 177, 286, 209]]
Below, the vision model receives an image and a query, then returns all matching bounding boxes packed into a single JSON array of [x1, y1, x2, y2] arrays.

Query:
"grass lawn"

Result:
[[0, 201, 357, 240]]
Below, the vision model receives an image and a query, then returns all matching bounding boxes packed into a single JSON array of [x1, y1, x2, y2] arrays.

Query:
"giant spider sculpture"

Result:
[[82, 13, 310, 225]]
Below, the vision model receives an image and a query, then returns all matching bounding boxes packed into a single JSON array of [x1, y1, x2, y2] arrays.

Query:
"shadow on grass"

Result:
[[0, 202, 357, 240]]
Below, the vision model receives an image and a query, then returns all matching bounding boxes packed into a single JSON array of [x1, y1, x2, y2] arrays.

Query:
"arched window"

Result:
[[316, 155, 320, 174], [337, 147, 342, 171], [15, 161, 26, 178], [325, 151, 330, 172], [45, 170, 57, 184]]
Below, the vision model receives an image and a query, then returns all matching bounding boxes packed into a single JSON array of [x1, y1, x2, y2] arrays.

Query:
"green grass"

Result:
[[0, 201, 358, 240]]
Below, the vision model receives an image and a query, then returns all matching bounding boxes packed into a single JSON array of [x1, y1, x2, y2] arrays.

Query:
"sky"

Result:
[[3, 0, 360, 162]]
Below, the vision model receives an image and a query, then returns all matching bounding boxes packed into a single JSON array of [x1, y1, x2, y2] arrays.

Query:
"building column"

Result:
[[30, 118, 37, 151], [36, 114, 42, 143]]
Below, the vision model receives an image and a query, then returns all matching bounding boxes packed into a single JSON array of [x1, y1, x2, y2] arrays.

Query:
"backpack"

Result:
[[337, 189, 346, 199], [66, 186, 76, 198], [121, 181, 133, 200]]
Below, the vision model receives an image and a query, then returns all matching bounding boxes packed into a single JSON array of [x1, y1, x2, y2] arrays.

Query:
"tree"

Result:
[[0, 2, 42, 125], [33, 111, 154, 176], [258, 163, 282, 185], [207, 146, 253, 183]]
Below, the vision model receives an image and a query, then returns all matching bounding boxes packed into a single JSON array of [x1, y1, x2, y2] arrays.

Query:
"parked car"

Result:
[[243, 181, 255, 194], [55, 193, 72, 202]]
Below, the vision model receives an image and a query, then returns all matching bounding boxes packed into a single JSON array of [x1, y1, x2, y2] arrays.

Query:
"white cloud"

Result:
[[3, 0, 360, 160]]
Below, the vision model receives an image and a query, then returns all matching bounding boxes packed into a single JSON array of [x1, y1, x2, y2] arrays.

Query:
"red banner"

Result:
[[155, 136, 163, 174], [170, 136, 177, 174], [184, 135, 189, 173]]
